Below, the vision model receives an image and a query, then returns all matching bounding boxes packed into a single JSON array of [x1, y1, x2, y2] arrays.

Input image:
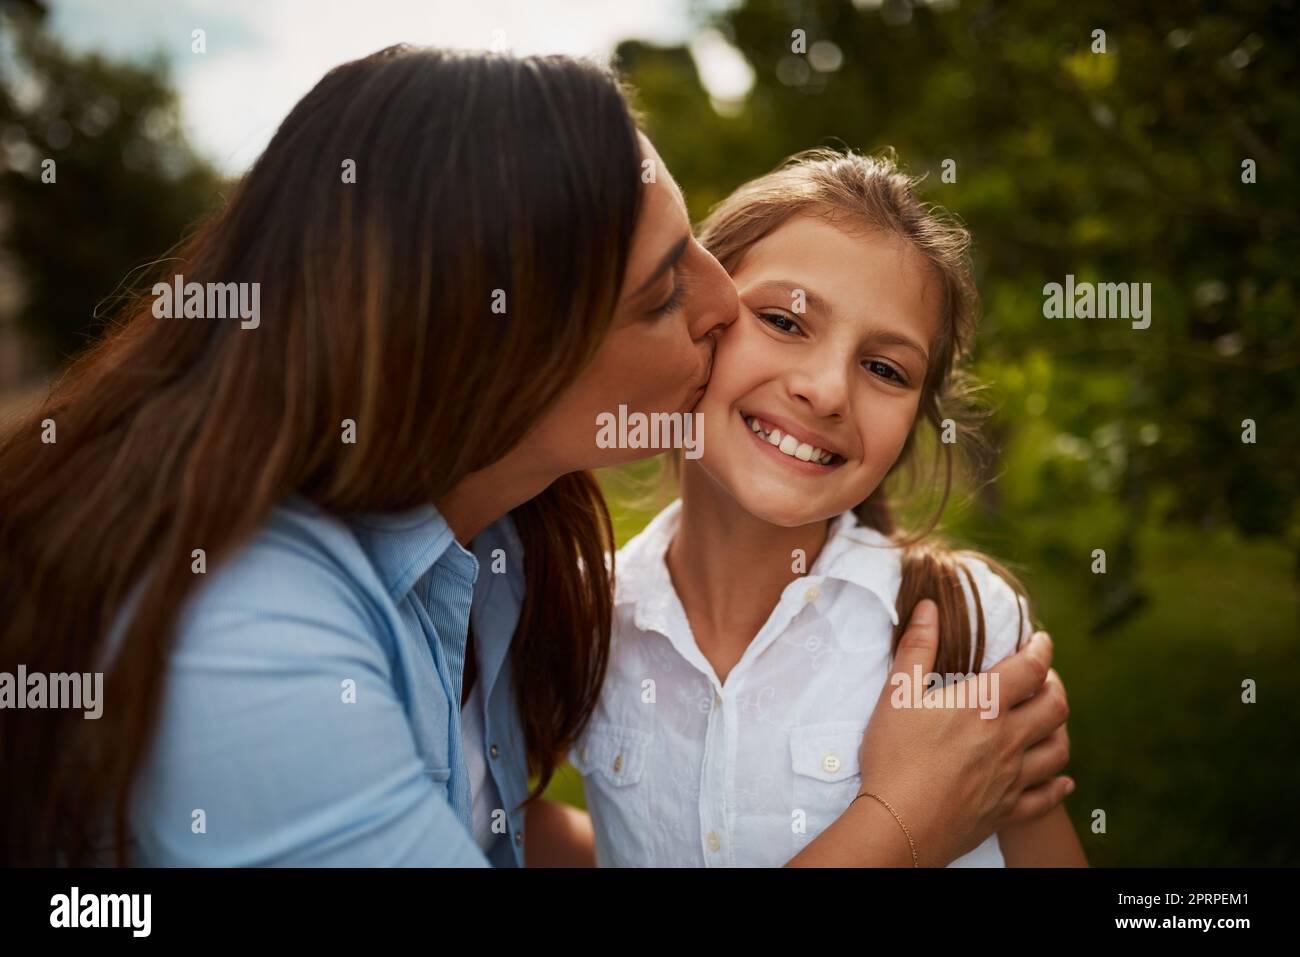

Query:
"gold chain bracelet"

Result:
[[852, 791, 919, 867]]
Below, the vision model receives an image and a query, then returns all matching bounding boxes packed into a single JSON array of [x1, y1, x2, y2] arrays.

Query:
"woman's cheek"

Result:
[[608, 323, 685, 411]]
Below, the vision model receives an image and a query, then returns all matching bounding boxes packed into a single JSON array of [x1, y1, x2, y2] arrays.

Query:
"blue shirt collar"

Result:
[[345, 500, 526, 699], [346, 503, 467, 603]]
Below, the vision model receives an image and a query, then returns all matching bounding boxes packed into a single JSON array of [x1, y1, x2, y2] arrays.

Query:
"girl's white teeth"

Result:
[[745, 416, 835, 465]]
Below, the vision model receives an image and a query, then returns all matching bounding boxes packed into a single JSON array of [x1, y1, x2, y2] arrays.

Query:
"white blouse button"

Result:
[[613, 754, 624, 774], [822, 753, 841, 773], [706, 832, 721, 853], [713, 690, 722, 708], [804, 585, 821, 602]]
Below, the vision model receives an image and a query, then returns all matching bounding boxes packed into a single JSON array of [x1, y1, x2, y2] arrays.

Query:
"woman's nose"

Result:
[[689, 247, 739, 343]]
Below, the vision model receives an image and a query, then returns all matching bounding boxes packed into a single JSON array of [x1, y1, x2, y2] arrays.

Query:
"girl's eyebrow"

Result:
[[868, 329, 930, 365], [746, 279, 832, 317], [747, 278, 929, 363]]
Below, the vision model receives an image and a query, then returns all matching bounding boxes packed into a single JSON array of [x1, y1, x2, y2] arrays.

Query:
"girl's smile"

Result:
[[738, 411, 846, 469]]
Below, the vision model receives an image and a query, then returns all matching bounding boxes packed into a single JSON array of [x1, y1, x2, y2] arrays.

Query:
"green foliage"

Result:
[[0, 16, 225, 364], [617, 0, 1299, 613], [595, 0, 1300, 864]]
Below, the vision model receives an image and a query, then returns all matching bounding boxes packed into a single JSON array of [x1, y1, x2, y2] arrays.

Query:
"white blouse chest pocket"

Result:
[[789, 721, 866, 846], [571, 721, 651, 783], [569, 721, 654, 862]]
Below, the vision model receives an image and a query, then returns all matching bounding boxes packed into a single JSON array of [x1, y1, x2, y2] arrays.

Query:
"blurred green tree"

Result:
[[0, 7, 225, 367], [618, 0, 1299, 620]]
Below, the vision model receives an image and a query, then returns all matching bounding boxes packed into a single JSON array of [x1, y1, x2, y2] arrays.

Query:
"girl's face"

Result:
[[693, 213, 941, 527]]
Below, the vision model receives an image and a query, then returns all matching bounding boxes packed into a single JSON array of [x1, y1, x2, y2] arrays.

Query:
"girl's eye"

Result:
[[757, 311, 803, 335], [864, 359, 906, 384], [650, 281, 684, 318]]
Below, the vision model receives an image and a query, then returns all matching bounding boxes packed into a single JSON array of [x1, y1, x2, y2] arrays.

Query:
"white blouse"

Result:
[[570, 499, 1031, 867]]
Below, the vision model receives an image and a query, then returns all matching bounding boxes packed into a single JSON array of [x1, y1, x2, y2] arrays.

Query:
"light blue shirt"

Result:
[[120, 496, 530, 866]]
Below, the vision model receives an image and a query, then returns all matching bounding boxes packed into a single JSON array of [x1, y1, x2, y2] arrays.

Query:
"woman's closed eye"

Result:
[[650, 279, 685, 318]]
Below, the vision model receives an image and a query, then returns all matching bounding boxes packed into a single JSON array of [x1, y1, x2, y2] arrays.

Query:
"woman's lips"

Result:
[[699, 336, 717, 387], [687, 349, 715, 409]]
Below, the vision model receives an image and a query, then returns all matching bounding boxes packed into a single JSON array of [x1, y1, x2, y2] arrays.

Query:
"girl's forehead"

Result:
[[734, 215, 942, 348], [738, 217, 930, 294], [740, 215, 913, 270]]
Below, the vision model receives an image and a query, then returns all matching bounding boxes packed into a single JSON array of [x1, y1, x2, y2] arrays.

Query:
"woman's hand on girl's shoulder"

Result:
[[790, 598, 1072, 867]]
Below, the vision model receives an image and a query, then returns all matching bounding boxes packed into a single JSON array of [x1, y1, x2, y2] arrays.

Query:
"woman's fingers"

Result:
[[1018, 722, 1071, 789], [1005, 775, 1076, 825], [884, 598, 940, 692], [1005, 654, 1070, 751], [987, 630, 1054, 709]]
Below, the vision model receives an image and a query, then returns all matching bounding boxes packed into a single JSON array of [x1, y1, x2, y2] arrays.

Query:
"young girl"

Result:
[[570, 150, 1086, 867]]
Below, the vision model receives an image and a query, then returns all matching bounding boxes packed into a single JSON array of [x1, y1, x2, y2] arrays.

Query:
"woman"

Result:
[[0, 45, 1071, 866]]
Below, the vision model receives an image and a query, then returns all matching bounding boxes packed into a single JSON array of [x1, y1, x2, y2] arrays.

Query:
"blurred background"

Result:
[[1, 0, 1295, 865]]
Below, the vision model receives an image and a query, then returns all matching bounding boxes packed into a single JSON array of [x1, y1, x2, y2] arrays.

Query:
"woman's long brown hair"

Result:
[[0, 45, 640, 865], [697, 149, 1032, 677]]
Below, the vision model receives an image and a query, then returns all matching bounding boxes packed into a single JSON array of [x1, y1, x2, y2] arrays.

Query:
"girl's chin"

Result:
[[726, 488, 843, 529], [692, 456, 859, 527]]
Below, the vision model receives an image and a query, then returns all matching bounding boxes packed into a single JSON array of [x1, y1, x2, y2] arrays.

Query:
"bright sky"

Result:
[[44, 0, 755, 175]]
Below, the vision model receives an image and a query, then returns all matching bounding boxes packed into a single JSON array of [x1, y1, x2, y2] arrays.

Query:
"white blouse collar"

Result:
[[614, 499, 902, 637]]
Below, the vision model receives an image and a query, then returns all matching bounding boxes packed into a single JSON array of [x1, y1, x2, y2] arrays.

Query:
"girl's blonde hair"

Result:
[[697, 148, 1031, 674]]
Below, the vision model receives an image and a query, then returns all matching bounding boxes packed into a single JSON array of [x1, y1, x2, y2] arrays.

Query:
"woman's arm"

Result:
[[129, 550, 491, 866], [999, 804, 1088, 866], [524, 798, 596, 867], [786, 790, 919, 866], [786, 599, 1073, 867]]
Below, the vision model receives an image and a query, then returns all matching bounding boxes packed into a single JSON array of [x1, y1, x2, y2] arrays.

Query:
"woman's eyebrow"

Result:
[[629, 235, 690, 299]]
